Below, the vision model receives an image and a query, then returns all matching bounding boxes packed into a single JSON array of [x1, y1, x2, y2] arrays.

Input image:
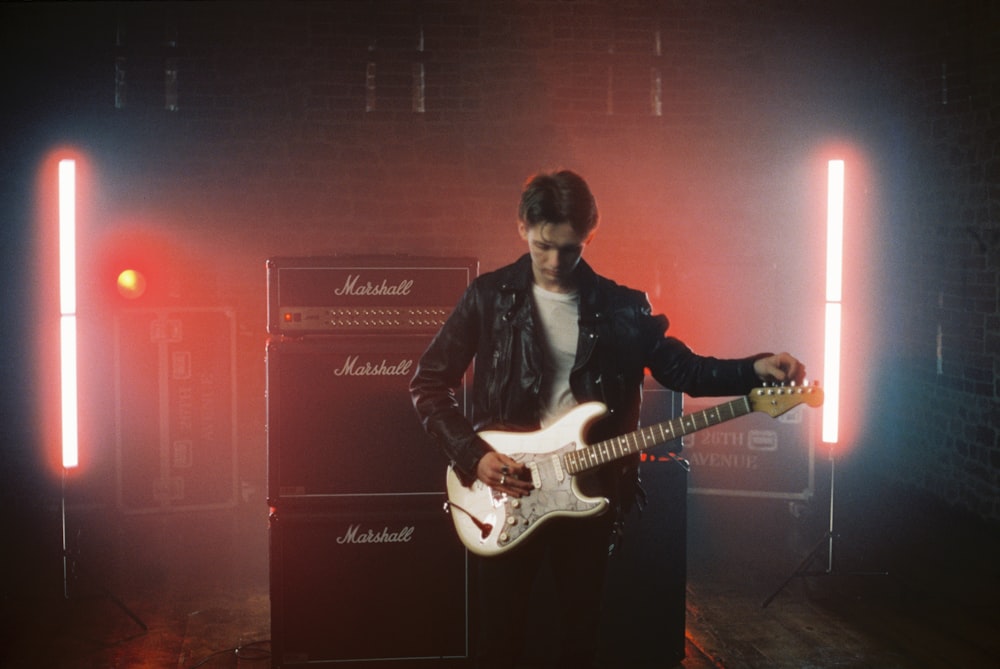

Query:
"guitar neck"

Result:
[[562, 396, 753, 475]]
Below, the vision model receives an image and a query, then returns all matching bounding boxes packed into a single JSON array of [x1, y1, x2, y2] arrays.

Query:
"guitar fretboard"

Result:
[[562, 396, 753, 475]]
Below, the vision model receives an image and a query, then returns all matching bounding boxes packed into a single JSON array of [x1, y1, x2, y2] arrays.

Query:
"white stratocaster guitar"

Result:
[[445, 384, 823, 556]]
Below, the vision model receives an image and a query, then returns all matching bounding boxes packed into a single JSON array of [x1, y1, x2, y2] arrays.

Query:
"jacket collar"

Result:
[[502, 254, 606, 321], [499, 254, 535, 293], [503, 254, 599, 291]]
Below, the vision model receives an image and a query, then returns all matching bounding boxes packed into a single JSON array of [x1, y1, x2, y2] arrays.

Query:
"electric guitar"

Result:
[[445, 384, 823, 556]]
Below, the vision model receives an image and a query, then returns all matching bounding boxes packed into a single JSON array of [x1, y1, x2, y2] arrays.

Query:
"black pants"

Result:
[[472, 513, 614, 669]]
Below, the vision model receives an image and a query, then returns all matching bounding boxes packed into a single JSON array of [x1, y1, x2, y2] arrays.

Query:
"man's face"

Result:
[[518, 220, 593, 293]]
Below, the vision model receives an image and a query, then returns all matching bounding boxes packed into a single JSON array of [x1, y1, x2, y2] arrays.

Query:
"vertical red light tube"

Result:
[[822, 159, 844, 444], [59, 159, 79, 469]]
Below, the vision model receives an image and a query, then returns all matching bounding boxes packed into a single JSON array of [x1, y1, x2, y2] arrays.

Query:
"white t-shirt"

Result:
[[532, 284, 580, 426]]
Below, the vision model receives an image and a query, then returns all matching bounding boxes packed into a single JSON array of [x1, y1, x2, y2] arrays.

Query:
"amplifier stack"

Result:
[[266, 256, 477, 668], [265, 255, 688, 668]]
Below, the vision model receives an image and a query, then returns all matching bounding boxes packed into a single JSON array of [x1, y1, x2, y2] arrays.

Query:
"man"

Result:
[[410, 170, 805, 668]]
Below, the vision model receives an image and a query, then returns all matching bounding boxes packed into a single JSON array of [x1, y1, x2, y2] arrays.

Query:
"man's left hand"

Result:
[[754, 352, 806, 385]]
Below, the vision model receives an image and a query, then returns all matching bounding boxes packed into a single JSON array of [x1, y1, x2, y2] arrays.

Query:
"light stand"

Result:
[[761, 446, 888, 608], [60, 468, 148, 639], [761, 445, 835, 608], [61, 469, 70, 599]]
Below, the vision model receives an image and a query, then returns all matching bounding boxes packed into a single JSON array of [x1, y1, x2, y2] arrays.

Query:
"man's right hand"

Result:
[[476, 451, 533, 497]]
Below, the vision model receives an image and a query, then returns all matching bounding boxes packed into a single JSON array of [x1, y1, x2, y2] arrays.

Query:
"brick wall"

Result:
[[3, 1, 996, 522], [870, 0, 1000, 521]]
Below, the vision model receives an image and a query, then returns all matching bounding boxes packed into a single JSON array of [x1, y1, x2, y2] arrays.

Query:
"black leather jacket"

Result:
[[410, 255, 767, 491]]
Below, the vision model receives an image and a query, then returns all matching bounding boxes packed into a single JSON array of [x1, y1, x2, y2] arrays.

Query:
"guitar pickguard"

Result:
[[494, 448, 606, 549]]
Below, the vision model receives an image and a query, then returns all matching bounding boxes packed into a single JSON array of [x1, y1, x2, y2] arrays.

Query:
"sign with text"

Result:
[[681, 395, 815, 500]]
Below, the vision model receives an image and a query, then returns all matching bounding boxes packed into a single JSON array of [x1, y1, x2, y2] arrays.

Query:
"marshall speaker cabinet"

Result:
[[265, 335, 454, 499], [269, 496, 471, 667], [266, 256, 476, 667], [599, 381, 687, 667]]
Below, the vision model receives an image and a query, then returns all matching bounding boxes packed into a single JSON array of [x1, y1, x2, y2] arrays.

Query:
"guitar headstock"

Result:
[[748, 383, 824, 417]]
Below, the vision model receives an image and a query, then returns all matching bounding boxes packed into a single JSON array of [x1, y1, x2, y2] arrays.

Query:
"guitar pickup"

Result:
[[551, 453, 566, 482], [527, 461, 542, 488]]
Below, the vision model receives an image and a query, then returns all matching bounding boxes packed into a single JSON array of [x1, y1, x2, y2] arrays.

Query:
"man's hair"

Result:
[[518, 170, 599, 237]]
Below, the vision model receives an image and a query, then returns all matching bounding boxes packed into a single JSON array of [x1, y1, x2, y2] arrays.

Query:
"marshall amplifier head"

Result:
[[266, 255, 478, 336]]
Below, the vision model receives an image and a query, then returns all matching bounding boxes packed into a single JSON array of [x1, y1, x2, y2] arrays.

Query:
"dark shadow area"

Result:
[[2, 459, 997, 668]]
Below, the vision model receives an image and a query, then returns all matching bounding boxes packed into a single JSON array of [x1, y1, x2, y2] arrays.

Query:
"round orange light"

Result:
[[117, 269, 147, 299]]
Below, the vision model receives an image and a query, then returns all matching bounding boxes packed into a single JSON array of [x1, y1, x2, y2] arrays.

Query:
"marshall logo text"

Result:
[[334, 274, 414, 297], [334, 355, 414, 377], [337, 524, 416, 545]]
